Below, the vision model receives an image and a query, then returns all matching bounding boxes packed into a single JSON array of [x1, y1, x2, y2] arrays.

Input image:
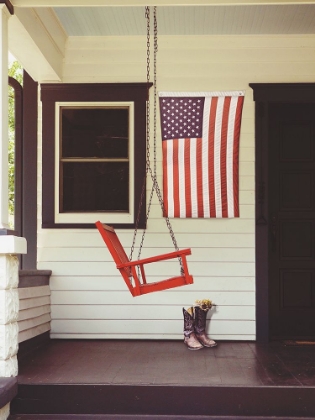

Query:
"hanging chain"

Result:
[[152, 7, 181, 256], [151, 7, 183, 273], [136, 5, 155, 261], [129, 6, 151, 261], [130, 7, 183, 274]]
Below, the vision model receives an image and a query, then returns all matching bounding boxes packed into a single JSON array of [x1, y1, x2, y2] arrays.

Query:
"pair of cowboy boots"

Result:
[[183, 303, 217, 350]]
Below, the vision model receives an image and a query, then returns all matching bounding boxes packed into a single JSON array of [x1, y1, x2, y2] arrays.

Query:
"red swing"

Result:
[[95, 222, 193, 297], [95, 7, 193, 297]]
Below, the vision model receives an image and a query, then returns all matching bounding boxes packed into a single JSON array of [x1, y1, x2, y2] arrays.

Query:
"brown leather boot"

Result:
[[182, 307, 203, 350], [194, 305, 217, 348]]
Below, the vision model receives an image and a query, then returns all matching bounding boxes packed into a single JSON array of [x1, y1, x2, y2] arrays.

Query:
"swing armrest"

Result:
[[117, 248, 191, 269]]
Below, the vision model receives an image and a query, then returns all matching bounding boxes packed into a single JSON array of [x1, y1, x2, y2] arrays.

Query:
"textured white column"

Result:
[[0, 254, 19, 377], [0, 323, 19, 360], [0, 289, 19, 325], [0, 357, 17, 377], [0, 5, 10, 230], [0, 243, 26, 378], [0, 403, 10, 420], [0, 255, 19, 290]]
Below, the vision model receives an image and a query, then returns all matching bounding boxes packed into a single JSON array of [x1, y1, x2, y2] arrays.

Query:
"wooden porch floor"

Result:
[[9, 339, 315, 418], [14, 339, 315, 386]]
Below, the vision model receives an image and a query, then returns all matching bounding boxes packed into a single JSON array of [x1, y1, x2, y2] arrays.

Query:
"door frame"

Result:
[[250, 83, 315, 342]]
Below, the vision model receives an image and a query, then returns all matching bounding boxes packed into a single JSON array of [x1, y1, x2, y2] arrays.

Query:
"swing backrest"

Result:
[[96, 221, 194, 297], [95, 222, 132, 277]]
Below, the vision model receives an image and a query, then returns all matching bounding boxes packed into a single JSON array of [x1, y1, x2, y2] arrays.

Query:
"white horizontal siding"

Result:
[[64, 44, 315, 64], [38, 231, 255, 248], [42, 261, 255, 277], [39, 247, 255, 262], [50, 276, 255, 291], [50, 319, 255, 340], [50, 333, 255, 340], [38, 33, 315, 340], [18, 286, 51, 343], [63, 61, 315, 81], [51, 290, 254, 306], [51, 304, 255, 320], [19, 295, 50, 311]]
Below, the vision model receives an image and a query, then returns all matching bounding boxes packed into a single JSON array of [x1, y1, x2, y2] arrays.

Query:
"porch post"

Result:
[[0, 4, 9, 231], [0, 237, 26, 420], [0, 5, 27, 420]]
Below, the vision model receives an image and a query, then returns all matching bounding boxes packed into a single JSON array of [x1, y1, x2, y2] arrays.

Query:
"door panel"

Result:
[[269, 103, 315, 339], [281, 172, 312, 210]]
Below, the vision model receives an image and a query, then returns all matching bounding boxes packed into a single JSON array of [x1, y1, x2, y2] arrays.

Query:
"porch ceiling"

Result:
[[7, 1, 315, 82], [51, 4, 315, 36], [49, 4, 315, 36]]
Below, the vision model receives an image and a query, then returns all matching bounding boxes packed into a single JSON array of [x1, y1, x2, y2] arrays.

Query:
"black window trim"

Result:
[[41, 82, 151, 229]]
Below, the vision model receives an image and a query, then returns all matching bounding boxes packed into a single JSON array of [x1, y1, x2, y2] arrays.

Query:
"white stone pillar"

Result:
[[0, 404, 10, 420], [0, 237, 26, 420], [0, 5, 10, 230], [0, 236, 26, 377]]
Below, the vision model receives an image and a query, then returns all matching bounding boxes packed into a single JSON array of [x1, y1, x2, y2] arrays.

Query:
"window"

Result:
[[41, 83, 150, 228], [56, 102, 134, 224]]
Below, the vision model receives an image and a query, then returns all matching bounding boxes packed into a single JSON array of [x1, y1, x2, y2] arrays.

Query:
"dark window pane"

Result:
[[61, 108, 129, 158], [61, 162, 129, 212]]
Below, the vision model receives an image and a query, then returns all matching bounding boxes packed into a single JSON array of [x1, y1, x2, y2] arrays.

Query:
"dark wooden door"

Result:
[[269, 103, 315, 339]]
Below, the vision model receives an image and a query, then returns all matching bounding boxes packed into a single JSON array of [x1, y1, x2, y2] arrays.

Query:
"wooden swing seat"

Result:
[[95, 221, 193, 297]]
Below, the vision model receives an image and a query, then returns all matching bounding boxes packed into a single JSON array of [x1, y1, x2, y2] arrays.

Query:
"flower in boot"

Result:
[[195, 299, 215, 311]]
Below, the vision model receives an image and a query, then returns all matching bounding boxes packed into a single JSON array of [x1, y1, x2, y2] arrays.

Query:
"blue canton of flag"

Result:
[[160, 97, 204, 140]]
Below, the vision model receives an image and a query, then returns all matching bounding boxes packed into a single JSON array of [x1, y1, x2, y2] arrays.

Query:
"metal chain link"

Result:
[[130, 7, 183, 274], [151, 7, 181, 258], [136, 5, 155, 261], [129, 6, 151, 261]]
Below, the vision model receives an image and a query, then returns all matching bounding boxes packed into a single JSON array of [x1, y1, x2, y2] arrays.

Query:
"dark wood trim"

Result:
[[254, 100, 269, 343], [22, 72, 38, 269], [41, 82, 152, 230], [0, 0, 14, 15], [249, 82, 315, 343], [9, 76, 23, 239], [40, 83, 152, 98], [19, 269, 52, 288], [17, 332, 50, 361], [0, 228, 15, 235], [0, 378, 17, 409], [10, 384, 315, 417], [41, 222, 146, 229], [250, 83, 315, 102]]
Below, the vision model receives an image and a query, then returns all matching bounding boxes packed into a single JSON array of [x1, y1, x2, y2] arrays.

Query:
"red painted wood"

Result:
[[95, 221, 193, 296]]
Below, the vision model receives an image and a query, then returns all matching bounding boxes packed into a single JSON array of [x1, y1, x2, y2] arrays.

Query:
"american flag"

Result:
[[159, 91, 244, 218]]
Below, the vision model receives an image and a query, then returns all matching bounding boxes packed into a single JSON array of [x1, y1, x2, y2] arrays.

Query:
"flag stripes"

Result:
[[160, 92, 244, 218]]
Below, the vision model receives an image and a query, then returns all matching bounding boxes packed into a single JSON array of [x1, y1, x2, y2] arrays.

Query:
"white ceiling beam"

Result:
[[8, 7, 65, 81], [10, 0, 315, 7]]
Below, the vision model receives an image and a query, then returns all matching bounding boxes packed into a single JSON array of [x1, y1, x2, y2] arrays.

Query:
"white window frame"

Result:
[[54, 101, 135, 225]]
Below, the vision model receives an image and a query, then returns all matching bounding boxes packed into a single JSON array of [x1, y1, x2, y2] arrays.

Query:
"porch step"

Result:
[[9, 384, 315, 418]]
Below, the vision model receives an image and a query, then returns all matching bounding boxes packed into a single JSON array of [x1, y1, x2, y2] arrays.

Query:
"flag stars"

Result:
[[160, 96, 204, 140]]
